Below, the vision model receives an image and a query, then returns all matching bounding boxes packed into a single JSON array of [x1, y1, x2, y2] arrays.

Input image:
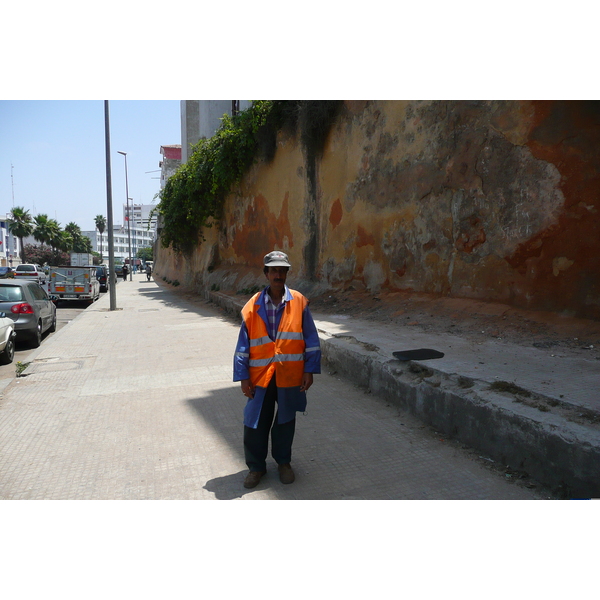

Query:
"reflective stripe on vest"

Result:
[[249, 353, 306, 367], [242, 290, 308, 388], [250, 335, 272, 347]]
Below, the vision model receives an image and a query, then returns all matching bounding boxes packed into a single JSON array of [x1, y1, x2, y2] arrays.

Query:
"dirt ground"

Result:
[[307, 288, 600, 362], [169, 271, 600, 362]]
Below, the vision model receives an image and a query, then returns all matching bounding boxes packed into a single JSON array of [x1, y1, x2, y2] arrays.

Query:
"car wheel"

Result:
[[0, 337, 15, 365], [30, 321, 42, 348]]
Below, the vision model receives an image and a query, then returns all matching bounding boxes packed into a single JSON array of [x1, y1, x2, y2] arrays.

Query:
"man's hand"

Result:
[[241, 379, 255, 398], [299, 372, 313, 392]]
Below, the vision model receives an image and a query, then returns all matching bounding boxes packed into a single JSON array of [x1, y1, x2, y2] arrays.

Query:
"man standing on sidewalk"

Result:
[[233, 251, 321, 489]]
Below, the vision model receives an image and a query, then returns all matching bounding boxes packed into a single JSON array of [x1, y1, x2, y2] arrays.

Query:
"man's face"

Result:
[[265, 266, 288, 291]]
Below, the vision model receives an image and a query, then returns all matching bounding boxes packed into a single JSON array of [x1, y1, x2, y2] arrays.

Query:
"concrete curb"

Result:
[[205, 288, 600, 498], [321, 335, 600, 499]]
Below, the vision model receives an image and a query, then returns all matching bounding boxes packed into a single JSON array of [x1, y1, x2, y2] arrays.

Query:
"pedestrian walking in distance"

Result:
[[233, 251, 321, 489], [122, 264, 128, 281]]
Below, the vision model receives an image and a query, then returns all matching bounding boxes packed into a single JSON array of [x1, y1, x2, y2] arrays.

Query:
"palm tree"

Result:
[[78, 236, 93, 253], [8, 206, 34, 263], [65, 222, 81, 238], [59, 231, 74, 254], [65, 222, 93, 254], [47, 219, 64, 263], [33, 214, 53, 247], [47, 230, 73, 265], [95, 214, 107, 262]]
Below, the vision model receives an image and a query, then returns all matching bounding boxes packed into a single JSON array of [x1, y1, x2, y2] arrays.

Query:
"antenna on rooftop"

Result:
[[11, 164, 15, 207]]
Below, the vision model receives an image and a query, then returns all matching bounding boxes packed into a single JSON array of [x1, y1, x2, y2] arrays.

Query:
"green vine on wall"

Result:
[[156, 100, 343, 255]]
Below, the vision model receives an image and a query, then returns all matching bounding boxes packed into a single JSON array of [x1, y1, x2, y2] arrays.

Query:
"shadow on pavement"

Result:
[[203, 470, 253, 500], [134, 284, 235, 320]]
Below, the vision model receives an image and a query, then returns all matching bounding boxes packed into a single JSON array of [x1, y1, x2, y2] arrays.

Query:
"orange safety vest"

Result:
[[241, 290, 308, 389]]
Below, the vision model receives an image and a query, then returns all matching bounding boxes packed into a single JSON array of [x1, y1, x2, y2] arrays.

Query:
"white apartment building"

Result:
[[0, 216, 21, 266], [124, 202, 159, 232], [82, 223, 155, 264], [82, 202, 158, 263]]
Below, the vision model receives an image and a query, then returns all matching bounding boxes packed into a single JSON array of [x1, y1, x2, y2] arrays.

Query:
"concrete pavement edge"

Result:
[[204, 288, 600, 498]]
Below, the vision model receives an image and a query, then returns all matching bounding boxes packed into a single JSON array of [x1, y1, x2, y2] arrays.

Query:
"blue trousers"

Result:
[[243, 375, 296, 472]]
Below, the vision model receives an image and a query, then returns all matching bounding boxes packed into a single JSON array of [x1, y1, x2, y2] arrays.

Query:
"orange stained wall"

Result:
[[155, 100, 600, 320]]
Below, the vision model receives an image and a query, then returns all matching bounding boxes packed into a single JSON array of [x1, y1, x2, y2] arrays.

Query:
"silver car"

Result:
[[0, 280, 56, 347]]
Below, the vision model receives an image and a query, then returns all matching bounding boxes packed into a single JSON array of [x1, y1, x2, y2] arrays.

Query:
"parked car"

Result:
[[14, 263, 47, 285], [0, 267, 14, 279], [96, 265, 109, 292], [0, 280, 56, 347], [0, 311, 16, 364], [114, 264, 124, 277]]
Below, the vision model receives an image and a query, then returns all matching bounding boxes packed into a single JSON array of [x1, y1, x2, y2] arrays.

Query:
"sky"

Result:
[[0, 100, 181, 233]]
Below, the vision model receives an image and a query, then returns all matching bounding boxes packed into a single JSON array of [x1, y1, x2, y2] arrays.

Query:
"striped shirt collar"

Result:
[[264, 286, 289, 341]]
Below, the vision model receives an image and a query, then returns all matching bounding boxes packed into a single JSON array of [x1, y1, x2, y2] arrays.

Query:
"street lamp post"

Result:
[[117, 151, 133, 281], [104, 101, 117, 310]]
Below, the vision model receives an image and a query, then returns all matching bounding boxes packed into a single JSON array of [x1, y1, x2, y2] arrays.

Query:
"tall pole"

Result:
[[117, 151, 133, 281], [128, 198, 134, 278], [10, 164, 15, 207], [104, 101, 117, 310]]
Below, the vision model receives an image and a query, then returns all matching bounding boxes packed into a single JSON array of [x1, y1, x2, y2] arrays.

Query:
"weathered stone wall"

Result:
[[155, 100, 600, 319]]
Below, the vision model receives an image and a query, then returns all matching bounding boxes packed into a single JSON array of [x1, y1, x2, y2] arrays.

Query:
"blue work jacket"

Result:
[[233, 286, 321, 428]]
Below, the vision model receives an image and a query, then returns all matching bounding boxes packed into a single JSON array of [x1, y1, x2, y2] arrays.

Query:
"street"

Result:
[[0, 297, 96, 381], [0, 278, 126, 382]]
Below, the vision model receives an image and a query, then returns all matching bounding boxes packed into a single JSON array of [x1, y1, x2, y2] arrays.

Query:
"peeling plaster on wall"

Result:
[[507, 101, 600, 315], [230, 193, 294, 268], [156, 100, 600, 319], [321, 254, 356, 286], [356, 225, 375, 247], [489, 101, 537, 146], [363, 260, 386, 293], [553, 256, 575, 277], [329, 198, 343, 229], [340, 101, 571, 307]]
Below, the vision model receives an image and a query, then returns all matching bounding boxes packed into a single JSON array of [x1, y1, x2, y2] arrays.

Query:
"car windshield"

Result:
[[17, 265, 35, 272], [0, 285, 24, 302]]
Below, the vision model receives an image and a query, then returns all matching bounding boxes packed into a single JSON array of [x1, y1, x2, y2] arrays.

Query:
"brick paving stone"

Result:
[[0, 278, 548, 500]]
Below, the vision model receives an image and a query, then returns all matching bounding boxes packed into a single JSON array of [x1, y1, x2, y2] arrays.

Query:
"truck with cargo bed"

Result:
[[47, 266, 100, 304]]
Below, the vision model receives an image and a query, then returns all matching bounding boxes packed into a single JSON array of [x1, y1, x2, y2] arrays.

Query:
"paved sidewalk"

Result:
[[209, 287, 600, 498], [0, 277, 547, 499], [314, 317, 600, 498]]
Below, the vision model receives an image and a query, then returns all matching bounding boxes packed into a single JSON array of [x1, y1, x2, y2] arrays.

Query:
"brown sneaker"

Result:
[[243, 470, 266, 489], [278, 463, 295, 484]]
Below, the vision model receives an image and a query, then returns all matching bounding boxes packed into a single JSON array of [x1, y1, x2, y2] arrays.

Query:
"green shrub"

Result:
[[237, 285, 263, 295], [156, 101, 343, 255]]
